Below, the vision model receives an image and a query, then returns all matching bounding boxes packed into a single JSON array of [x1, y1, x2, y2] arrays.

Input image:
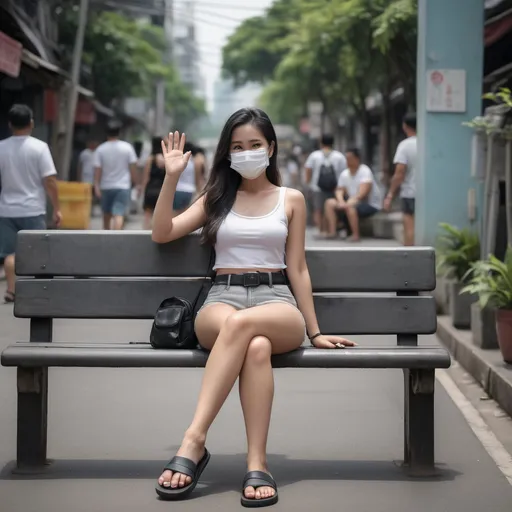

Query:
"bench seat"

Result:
[[2, 231, 448, 475], [1, 343, 451, 369]]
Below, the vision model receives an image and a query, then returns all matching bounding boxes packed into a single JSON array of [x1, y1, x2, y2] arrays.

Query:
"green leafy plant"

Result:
[[462, 116, 496, 134], [464, 87, 512, 137], [462, 246, 512, 309], [436, 223, 480, 282], [483, 87, 512, 108]]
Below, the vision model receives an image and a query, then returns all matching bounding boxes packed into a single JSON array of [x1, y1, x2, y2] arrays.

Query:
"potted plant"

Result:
[[463, 247, 512, 363], [436, 223, 480, 329], [433, 260, 454, 315]]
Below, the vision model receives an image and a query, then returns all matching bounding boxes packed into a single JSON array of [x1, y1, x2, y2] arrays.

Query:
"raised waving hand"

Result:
[[161, 131, 192, 177]]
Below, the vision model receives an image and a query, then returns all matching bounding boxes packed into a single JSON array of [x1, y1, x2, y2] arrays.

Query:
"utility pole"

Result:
[[154, 79, 166, 135], [155, 0, 174, 134], [60, 0, 89, 180]]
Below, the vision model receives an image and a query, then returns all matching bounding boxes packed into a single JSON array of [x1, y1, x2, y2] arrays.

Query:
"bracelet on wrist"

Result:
[[309, 332, 322, 342]]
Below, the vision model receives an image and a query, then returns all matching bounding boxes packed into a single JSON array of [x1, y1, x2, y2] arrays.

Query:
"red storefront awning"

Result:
[[0, 31, 22, 78]]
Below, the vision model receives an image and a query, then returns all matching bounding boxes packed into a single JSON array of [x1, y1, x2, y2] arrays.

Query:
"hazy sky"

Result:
[[189, 0, 275, 109]]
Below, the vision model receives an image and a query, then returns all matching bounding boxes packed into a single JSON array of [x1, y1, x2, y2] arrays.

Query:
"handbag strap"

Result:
[[191, 246, 215, 312]]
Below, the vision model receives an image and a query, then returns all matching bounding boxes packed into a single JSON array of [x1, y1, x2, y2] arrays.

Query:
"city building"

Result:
[[172, 0, 204, 99]]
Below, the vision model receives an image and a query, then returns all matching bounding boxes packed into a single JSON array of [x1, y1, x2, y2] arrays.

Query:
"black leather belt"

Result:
[[214, 272, 288, 287]]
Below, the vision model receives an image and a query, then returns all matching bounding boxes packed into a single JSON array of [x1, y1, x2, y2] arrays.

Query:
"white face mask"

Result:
[[230, 148, 270, 180]]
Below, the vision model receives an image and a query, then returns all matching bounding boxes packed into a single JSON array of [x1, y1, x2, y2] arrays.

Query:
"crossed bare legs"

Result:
[[157, 301, 305, 502]]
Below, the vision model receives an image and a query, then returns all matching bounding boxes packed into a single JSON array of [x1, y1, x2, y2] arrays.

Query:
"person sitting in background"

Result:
[[323, 148, 381, 242], [141, 136, 167, 229]]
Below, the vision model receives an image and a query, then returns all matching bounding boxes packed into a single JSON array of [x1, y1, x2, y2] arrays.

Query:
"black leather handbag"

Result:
[[150, 248, 214, 350]]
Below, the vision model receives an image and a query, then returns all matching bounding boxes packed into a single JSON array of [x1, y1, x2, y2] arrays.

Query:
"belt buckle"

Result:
[[243, 272, 260, 287]]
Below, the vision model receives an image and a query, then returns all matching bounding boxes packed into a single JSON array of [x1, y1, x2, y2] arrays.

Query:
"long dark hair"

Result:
[[200, 108, 281, 245], [151, 136, 162, 156]]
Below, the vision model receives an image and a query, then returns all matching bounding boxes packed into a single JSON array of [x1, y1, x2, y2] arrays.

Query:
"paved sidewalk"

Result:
[[437, 316, 512, 418], [1, 229, 512, 511]]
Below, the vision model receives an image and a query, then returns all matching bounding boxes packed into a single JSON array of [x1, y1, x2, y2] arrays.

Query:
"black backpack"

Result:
[[317, 154, 338, 192]]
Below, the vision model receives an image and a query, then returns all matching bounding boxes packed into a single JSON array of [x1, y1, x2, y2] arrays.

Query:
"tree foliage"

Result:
[[222, 0, 417, 131], [56, 5, 205, 130], [222, 0, 301, 86], [57, 9, 166, 104]]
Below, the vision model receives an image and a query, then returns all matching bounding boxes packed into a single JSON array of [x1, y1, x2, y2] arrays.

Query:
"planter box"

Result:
[[471, 302, 499, 349], [434, 275, 454, 314], [450, 281, 477, 329]]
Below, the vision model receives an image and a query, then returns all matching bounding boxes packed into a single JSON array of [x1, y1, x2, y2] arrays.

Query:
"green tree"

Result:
[[57, 10, 167, 105], [56, 6, 205, 132], [222, 0, 301, 86], [222, 0, 417, 165]]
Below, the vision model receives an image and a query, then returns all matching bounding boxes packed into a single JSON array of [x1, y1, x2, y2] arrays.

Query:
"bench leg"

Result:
[[402, 368, 436, 476], [15, 367, 49, 472]]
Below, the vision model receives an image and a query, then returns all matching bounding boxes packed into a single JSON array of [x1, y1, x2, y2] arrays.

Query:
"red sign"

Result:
[[430, 71, 444, 86], [299, 117, 310, 134], [0, 31, 22, 78], [44, 90, 97, 125]]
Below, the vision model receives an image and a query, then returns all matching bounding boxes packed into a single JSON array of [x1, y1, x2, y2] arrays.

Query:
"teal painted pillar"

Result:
[[416, 0, 484, 246]]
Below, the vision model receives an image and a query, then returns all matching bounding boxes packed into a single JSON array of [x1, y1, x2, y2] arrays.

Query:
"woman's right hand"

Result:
[[161, 131, 192, 177]]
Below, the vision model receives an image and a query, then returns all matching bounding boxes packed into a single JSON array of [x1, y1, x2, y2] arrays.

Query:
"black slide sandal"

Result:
[[3, 291, 14, 304], [155, 449, 211, 500], [241, 471, 279, 508]]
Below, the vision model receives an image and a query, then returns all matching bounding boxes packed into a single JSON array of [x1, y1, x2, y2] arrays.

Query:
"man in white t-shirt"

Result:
[[383, 113, 417, 246], [77, 139, 99, 184], [324, 148, 381, 242], [93, 121, 138, 230], [304, 135, 347, 235], [0, 104, 61, 303]]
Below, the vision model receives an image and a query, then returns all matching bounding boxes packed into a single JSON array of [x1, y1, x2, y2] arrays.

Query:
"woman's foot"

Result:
[[347, 235, 361, 243], [244, 463, 276, 501], [158, 431, 206, 489]]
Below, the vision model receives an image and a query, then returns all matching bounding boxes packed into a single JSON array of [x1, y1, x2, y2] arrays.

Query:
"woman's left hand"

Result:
[[312, 335, 357, 349]]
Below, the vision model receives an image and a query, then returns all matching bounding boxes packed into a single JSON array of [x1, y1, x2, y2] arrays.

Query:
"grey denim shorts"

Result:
[[200, 282, 300, 314], [198, 282, 308, 342]]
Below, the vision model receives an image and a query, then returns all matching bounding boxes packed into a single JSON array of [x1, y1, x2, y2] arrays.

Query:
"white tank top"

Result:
[[213, 187, 288, 270], [176, 158, 196, 193]]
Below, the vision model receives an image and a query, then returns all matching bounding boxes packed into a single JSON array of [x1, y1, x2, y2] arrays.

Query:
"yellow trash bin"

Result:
[[57, 181, 93, 230]]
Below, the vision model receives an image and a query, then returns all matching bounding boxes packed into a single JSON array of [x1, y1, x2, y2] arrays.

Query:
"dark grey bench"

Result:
[[1, 231, 450, 475]]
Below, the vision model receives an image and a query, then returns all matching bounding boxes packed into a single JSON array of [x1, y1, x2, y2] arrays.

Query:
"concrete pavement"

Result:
[[0, 222, 511, 511]]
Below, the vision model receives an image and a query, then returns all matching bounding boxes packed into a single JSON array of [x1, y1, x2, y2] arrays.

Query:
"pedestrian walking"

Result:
[[152, 108, 355, 507], [77, 138, 99, 184], [383, 113, 417, 246], [0, 104, 61, 303], [93, 121, 139, 230], [141, 136, 166, 229], [304, 135, 347, 236], [172, 142, 202, 216]]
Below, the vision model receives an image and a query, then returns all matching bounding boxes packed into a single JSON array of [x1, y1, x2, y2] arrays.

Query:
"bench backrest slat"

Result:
[[15, 231, 435, 292], [14, 278, 437, 335]]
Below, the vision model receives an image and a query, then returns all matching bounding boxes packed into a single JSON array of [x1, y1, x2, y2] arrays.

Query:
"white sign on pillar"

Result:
[[426, 69, 466, 113]]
